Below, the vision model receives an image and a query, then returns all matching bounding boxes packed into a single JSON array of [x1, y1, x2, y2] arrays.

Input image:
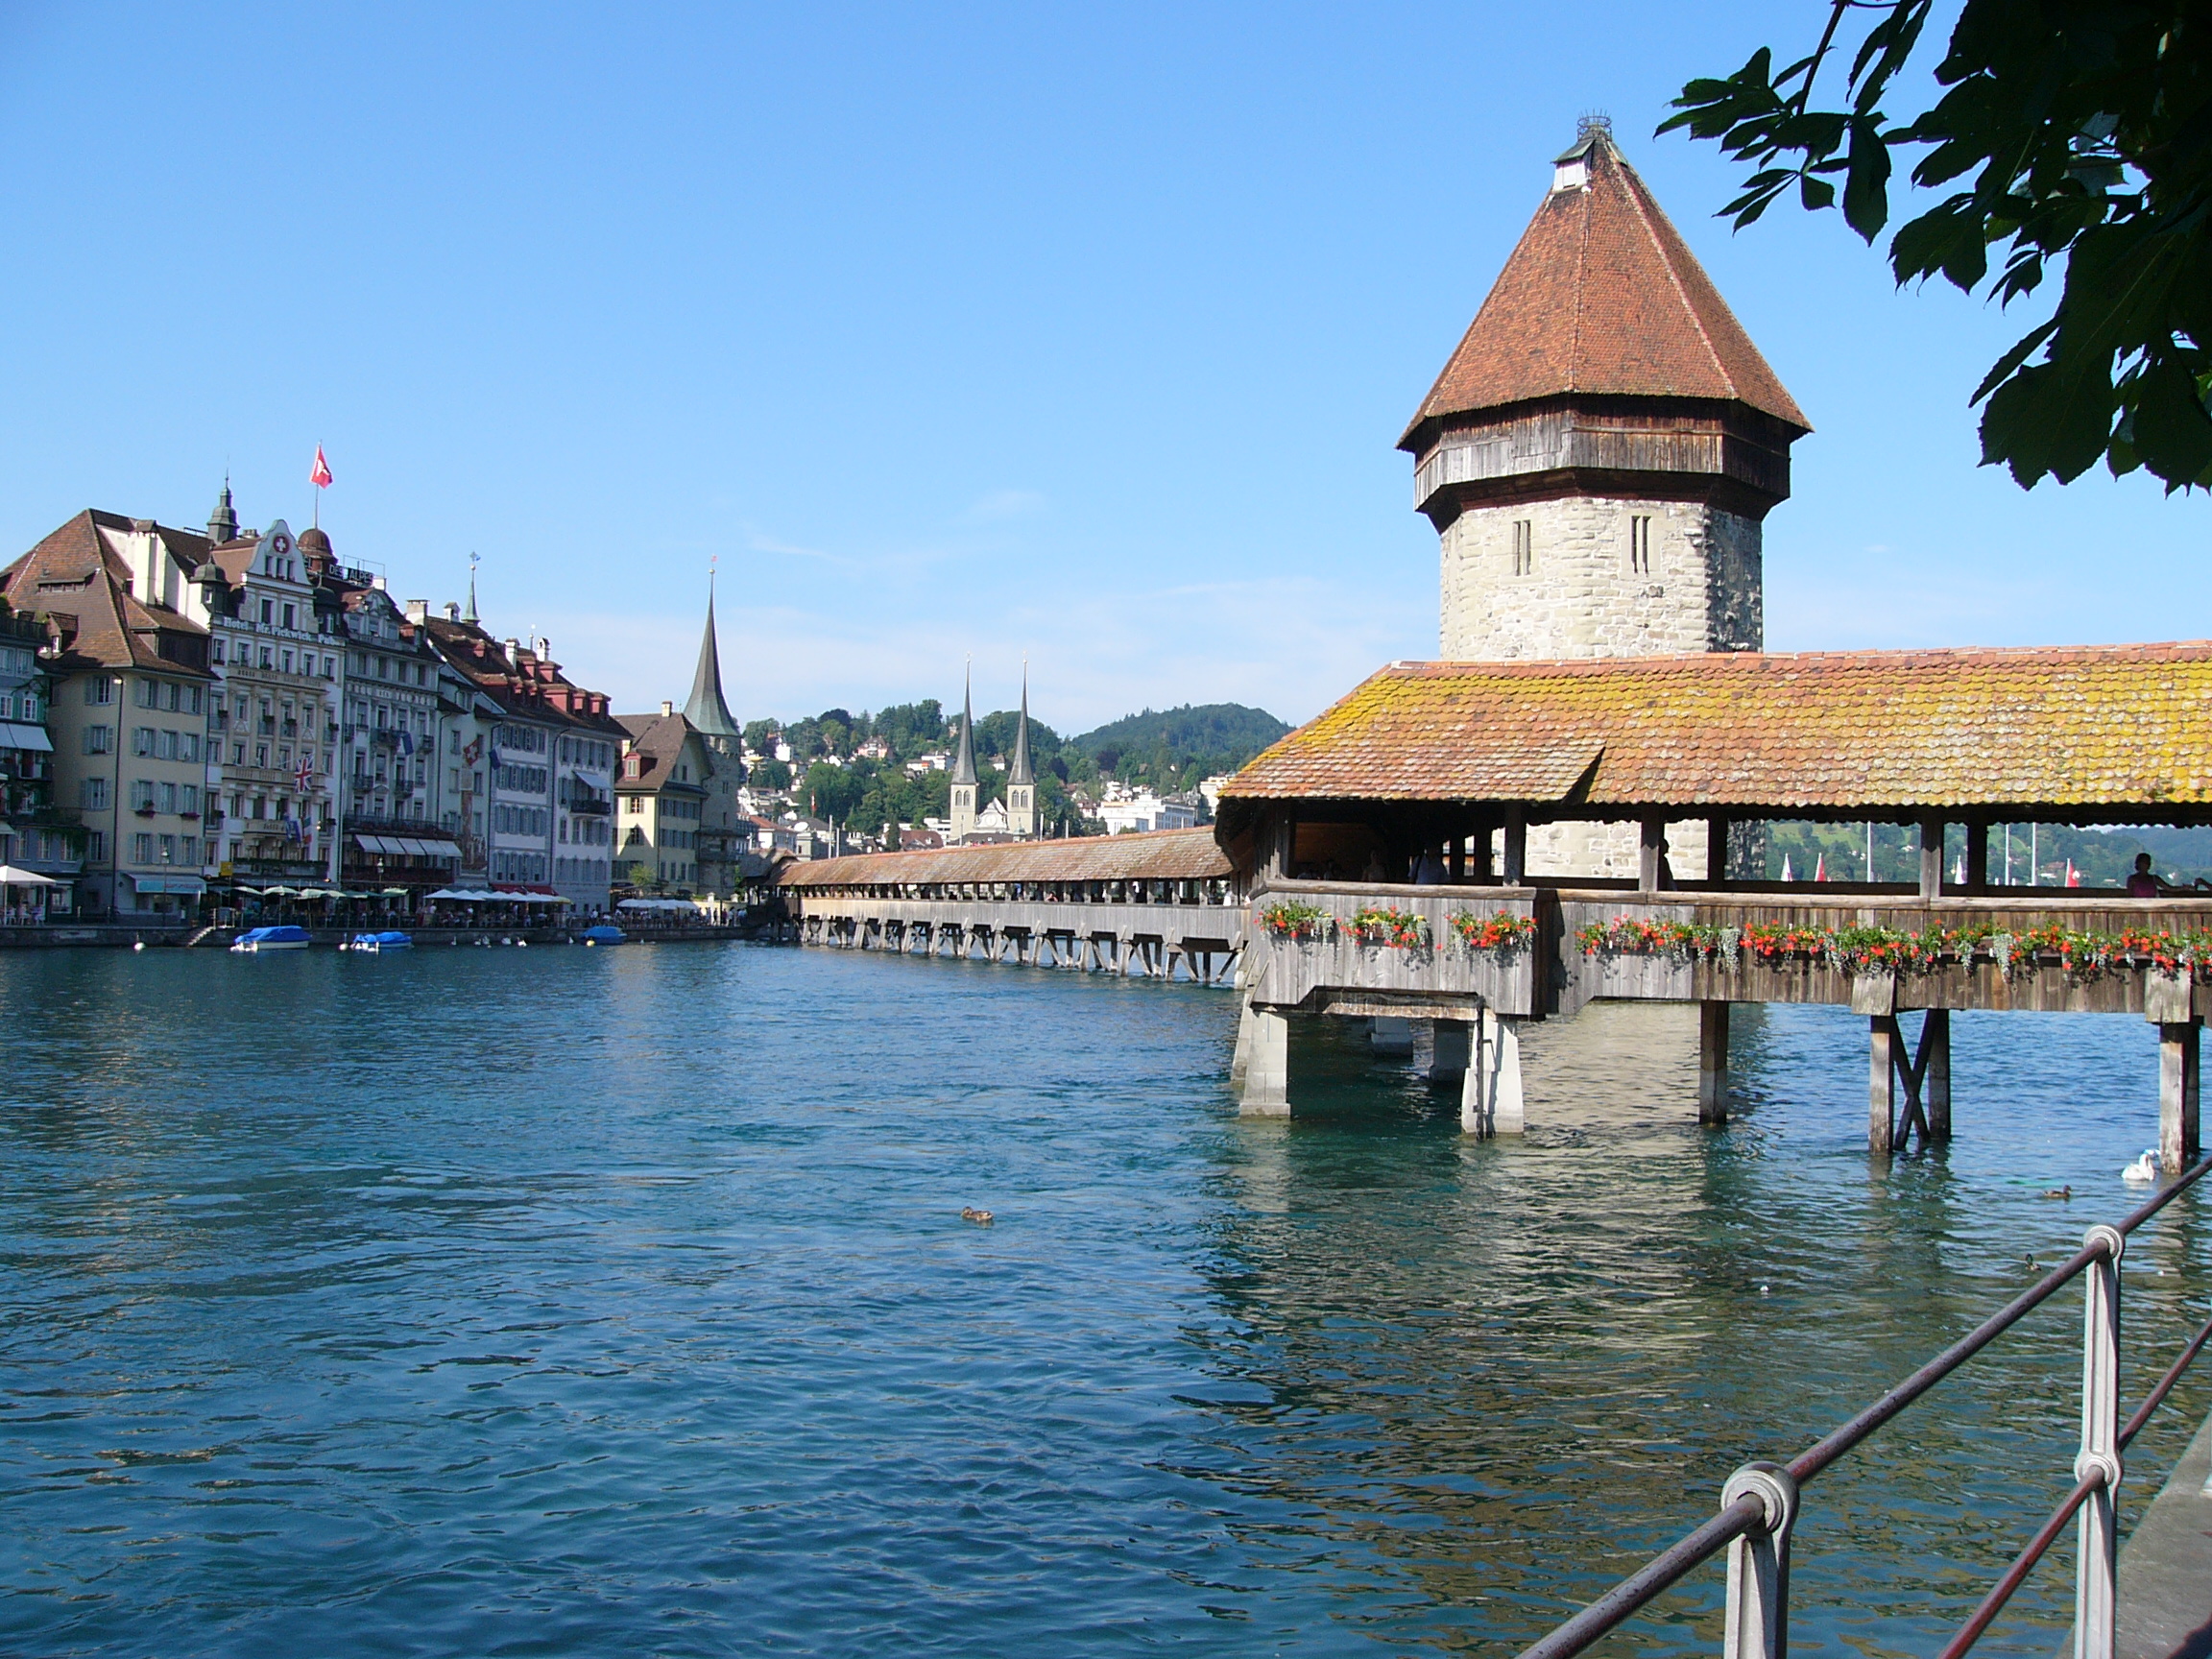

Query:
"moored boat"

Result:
[[580, 925, 626, 947], [346, 931, 414, 953], [230, 925, 311, 953]]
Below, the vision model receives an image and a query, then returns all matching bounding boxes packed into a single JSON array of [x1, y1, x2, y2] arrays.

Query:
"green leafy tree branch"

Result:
[[1664, 1, 2212, 491]]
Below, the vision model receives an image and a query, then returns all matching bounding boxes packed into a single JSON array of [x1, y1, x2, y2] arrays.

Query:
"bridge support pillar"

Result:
[[1370, 1017, 1415, 1057], [2159, 1018, 2200, 1173], [1430, 1019, 1471, 1084], [1462, 1010, 1524, 1137], [1869, 1018, 1897, 1154], [1238, 1003, 1291, 1116], [1923, 1008, 1951, 1141], [1698, 1001, 1730, 1124]]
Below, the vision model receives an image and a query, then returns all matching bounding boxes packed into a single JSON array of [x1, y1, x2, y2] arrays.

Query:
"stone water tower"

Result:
[[1399, 118, 1811, 878]]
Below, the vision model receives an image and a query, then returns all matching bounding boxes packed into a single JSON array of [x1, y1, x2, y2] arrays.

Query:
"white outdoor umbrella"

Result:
[[0, 865, 58, 886]]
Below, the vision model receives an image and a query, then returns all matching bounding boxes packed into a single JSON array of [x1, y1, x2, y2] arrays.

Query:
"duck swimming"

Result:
[[960, 1207, 994, 1225]]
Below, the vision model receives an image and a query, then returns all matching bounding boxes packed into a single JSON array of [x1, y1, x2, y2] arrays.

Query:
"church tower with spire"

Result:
[[948, 665, 979, 845], [1402, 118, 1809, 665], [1004, 662, 1038, 839], [207, 478, 239, 545], [1400, 119, 1809, 878], [684, 574, 743, 747]]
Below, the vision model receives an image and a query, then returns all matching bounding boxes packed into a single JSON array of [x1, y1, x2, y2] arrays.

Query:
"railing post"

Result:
[[1721, 1461, 1798, 1659], [2075, 1223, 2125, 1659]]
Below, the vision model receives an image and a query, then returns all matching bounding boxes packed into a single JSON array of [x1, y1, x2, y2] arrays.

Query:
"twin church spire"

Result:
[[947, 660, 1038, 845]]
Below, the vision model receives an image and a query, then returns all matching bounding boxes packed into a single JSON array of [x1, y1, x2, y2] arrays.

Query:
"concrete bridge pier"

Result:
[[1461, 1010, 1525, 1137], [1237, 1003, 1291, 1116], [1430, 1019, 1471, 1085], [1369, 1018, 1415, 1056]]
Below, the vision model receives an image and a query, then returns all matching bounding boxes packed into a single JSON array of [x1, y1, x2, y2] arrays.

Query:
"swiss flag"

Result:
[[1814, 854, 1827, 881], [310, 445, 333, 489]]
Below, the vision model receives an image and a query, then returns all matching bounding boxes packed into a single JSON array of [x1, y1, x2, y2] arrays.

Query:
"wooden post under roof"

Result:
[[1639, 816, 1667, 892], [1869, 1017, 1897, 1155], [1964, 821, 1988, 893], [1706, 816, 1730, 886], [1503, 807, 1527, 885], [1697, 1001, 1729, 1124]]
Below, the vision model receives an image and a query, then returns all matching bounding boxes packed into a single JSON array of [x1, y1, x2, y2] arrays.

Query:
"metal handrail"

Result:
[[1516, 1154, 2212, 1659]]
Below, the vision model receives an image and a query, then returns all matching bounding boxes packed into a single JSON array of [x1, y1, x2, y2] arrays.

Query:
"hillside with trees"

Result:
[[737, 699, 1292, 843]]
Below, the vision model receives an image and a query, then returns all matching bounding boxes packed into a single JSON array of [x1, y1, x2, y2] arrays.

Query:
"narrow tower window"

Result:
[[1511, 520, 1533, 576], [1629, 516, 1652, 574]]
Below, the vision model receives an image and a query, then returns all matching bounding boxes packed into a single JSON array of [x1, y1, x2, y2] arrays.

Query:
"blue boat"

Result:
[[230, 925, 311, 953], [580, 925, 626, 947], [346, 931, 414, 953]]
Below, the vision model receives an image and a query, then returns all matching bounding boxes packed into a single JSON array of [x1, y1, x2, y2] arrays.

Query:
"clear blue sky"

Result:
[[0, 3, 2200, 733]]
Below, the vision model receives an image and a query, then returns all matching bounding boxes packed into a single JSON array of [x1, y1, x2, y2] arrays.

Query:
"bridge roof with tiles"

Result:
[[775, 827, 1232, 888], [1220, 643, 2212, 822]]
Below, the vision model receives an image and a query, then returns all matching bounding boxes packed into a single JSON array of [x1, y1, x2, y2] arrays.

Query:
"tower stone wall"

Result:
[[1439, 495, 1761, 661]]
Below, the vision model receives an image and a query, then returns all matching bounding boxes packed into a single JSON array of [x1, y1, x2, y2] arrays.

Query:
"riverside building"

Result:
[[192, 500, 343, 886], [2, 511, 216, 918]]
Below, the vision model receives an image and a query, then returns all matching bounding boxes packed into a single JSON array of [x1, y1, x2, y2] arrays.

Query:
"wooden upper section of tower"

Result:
[[1401, 126, 1810, 527]]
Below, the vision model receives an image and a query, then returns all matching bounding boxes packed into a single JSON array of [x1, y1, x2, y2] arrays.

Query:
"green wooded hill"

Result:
[[1066, 704, 1291, 781]]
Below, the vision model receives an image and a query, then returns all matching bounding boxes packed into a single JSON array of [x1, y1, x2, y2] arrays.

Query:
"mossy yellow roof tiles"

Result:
[[1225, 644, 2212, 812]]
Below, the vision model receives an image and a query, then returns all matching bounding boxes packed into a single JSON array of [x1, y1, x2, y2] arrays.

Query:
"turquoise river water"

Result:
[[1, 943, 2206, 1657]]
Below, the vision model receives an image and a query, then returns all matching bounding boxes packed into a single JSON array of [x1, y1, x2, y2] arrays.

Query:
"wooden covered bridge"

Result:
[[1214, 641, 2212, 1167], [775, 828, 1248, 982]]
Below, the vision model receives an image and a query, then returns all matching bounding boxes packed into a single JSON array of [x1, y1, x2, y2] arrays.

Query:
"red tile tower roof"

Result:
[[1401, 131, 1810, 454]]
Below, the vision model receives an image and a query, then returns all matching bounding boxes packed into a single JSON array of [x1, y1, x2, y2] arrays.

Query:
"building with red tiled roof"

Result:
[[1396, 120, 1812, 879], [1, 511, 216, 918], [421, 611, 623, 910], [613, 706, 716, 893]]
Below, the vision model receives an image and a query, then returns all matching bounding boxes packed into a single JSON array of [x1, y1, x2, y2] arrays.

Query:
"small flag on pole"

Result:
[[2066, 860, 2081, 887], [1814, 854, 1828, 882], [310, 446, 333, 489], [1781, 854, 1794, 882]]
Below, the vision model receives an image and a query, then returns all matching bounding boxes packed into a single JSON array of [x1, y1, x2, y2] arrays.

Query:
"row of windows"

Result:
[[1504, 515, 1657, 578], [494, 804, 550, 837], [494, 764, 549, 795], [553, 856, 609, 884], [129, 679, 203, 713], [624, 793, 701, 820], [558, 737, 613, 769], [6, 690, 40, 722], [560, 817, 610, 846], [132, 728, 204, 762], [491, 851, 548, 883], [626, 826, 696, 850], [128, 781, 201, 814], [349, 650, 432, 686], [236, 742, 324, 775], [495, 724, 547, 754], [216, 638, 336, 677], [131, 832, 199, 866], [227, 795, 310, 822]]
